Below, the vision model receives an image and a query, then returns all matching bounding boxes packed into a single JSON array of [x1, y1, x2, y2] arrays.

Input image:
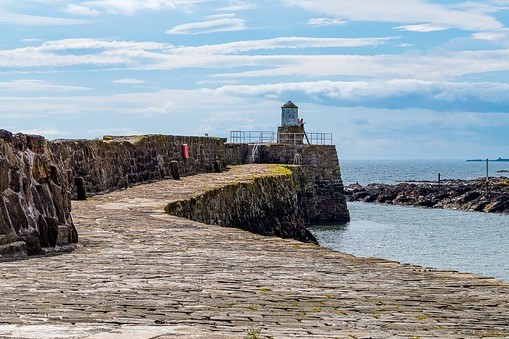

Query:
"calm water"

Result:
[[311, 159, 509, 282], [340, 159, 509, 185]]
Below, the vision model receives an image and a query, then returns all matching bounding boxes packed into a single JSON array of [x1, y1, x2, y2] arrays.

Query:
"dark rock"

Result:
[[12, 133, 27, 151], [0, 130, 13, 143], [346, 178, 509, 215], [26, 134, 47, 154], [460, 191, 481, 203], [0, 131, 77, 258], [9, 170, 21, 192], [0, 198, 13, 237], [0, 158, 9, 192]]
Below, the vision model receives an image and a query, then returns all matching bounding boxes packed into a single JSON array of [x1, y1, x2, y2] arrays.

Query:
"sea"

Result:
[[310, 159, 509, 282]]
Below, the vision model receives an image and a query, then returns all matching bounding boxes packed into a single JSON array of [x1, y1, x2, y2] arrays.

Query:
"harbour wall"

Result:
[[1, 130, 348, 257]]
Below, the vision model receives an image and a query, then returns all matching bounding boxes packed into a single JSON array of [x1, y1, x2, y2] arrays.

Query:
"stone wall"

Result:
[[254, 144, 350, 223], [165, 165, 317, 243], [50, 135, 242, 198], [0, 130, 77, 258]]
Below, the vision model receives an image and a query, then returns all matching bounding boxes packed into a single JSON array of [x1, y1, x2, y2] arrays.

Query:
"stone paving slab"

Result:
[[0, 164, 508, 338]]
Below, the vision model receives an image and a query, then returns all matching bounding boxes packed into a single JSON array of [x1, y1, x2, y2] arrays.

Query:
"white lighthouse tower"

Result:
[[281, 101, 299, 127], [278, 101, 305, 144]]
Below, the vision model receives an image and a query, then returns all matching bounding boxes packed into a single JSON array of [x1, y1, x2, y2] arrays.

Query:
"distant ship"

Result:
[[466, 157, 509, 162]]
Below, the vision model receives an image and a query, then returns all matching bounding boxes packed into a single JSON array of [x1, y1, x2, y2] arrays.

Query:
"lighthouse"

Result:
[[281, 101, 299, 126], [278, 101, 305, 144]]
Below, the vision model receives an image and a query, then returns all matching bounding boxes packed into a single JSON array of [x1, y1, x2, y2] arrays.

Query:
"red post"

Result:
[[181, 144, 189, 159]]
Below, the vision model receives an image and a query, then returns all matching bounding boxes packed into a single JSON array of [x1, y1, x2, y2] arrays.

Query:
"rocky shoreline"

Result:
[[345, 177, 509, 213]]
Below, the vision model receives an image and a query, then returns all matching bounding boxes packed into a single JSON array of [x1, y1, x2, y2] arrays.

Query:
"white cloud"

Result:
[[111, 78, 146, 84], [472, 31, 508, 41], [40, 38, 170, 50], [0, 88, 282, 139], [212, 50, 509, 81], [0, 38, 172, 68], [0, 9, 87, 25], [64, 4, 101, 16], [63, 0, 207, 16], [171, 36, 396, 54], [284, 0, 504, 31], [218, 0, 256, 11], [307, 17, 347, 27], [166, 15, 246, 34], [214, 79, 509, 104], [2, 37, 509, 83], [0, 79, 89, 91], [395, 24, 449, 33], [20, 38, 44, 42]]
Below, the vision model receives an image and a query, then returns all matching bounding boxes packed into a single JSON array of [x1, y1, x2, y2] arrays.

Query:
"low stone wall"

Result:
[[0, 130, 77, 258], [165, 165, 317, 243]]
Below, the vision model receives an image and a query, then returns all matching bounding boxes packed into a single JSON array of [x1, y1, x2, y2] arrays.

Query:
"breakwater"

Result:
[[1, 130, 348, 257], [165, 165, 317, 243], [346, 178, 509, 213]]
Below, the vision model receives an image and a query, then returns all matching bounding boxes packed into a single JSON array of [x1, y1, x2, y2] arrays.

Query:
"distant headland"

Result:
[[466, 157, 509, 162]]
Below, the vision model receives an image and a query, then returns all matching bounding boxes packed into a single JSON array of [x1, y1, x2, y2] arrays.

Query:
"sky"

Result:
[[1, 0, 509, 159]]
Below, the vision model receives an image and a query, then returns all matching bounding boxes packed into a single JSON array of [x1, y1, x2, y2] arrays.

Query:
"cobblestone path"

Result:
[[0, 165, 508, 338]]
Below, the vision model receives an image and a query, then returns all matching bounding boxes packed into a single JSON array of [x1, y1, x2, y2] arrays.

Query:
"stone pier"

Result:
[[0, 164, 508, 338]]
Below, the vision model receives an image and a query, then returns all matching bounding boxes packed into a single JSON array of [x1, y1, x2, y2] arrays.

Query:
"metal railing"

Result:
[[306, 132, 333, 145], [229, 131, 333, 145], [229, 131, 275, 144]]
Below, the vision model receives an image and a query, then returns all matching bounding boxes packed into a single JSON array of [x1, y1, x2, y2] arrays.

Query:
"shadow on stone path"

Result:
[[0, 164, 508, 338]]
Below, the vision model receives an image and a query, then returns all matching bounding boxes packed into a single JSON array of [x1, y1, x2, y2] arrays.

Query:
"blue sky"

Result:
[[1, 0, 509, 159]]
